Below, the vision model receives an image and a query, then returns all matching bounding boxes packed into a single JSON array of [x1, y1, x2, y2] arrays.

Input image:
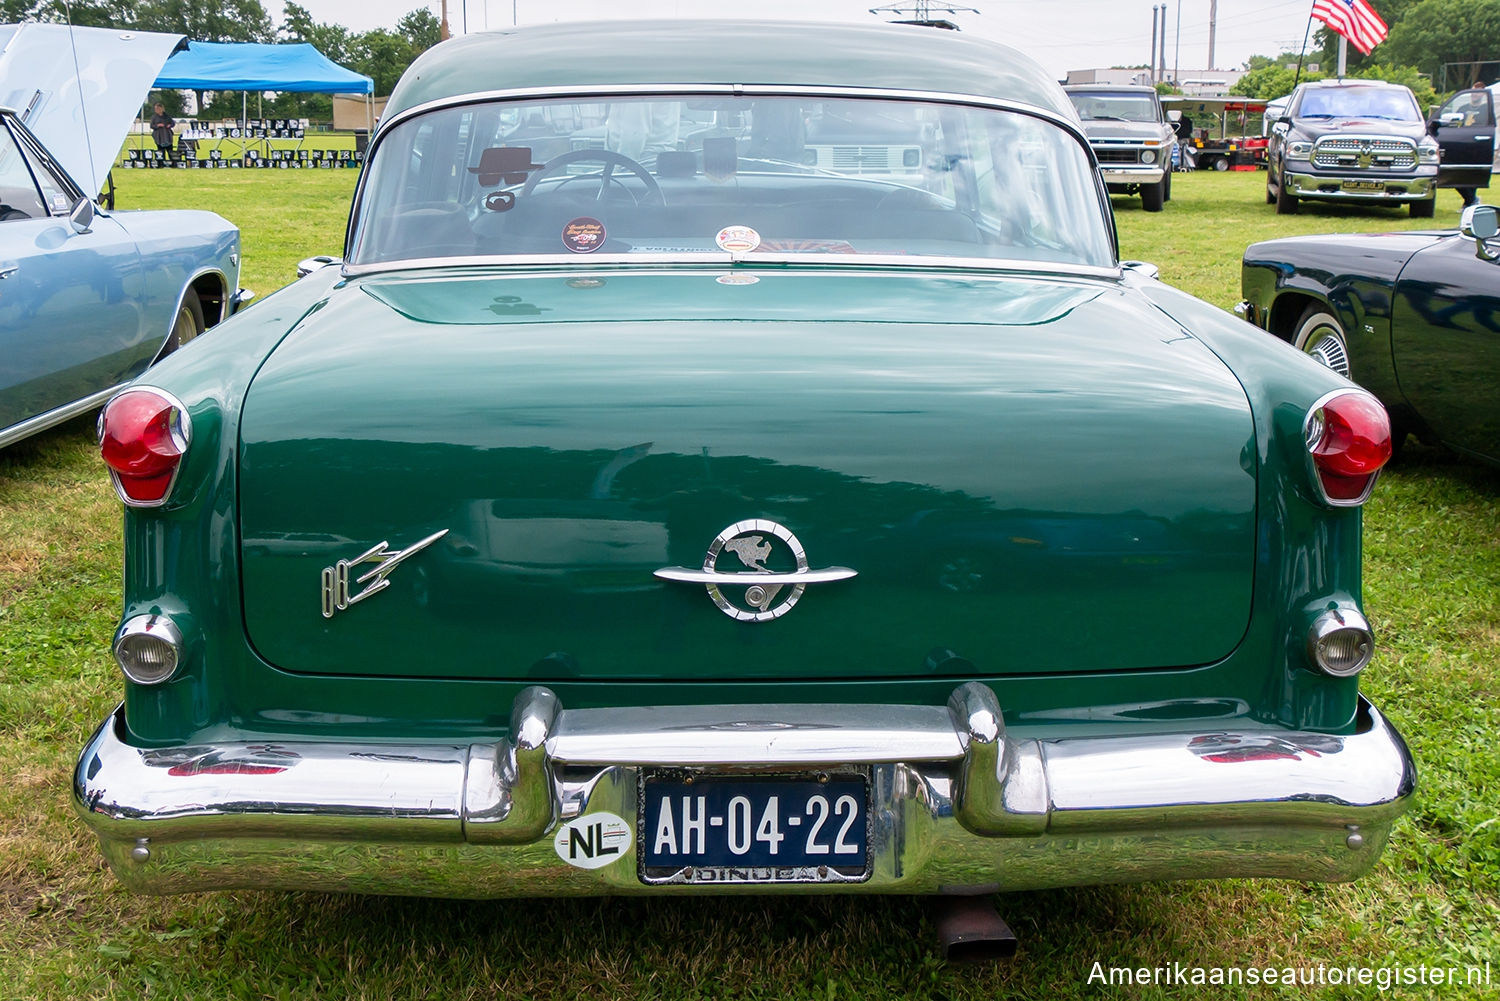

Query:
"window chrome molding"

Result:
[[340, 253, 1124, 282]]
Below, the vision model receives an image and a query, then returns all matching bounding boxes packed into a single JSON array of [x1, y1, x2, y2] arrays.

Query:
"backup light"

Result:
[[113, 614, 183, 685], [1304, 390, 1391, 506], [1308, 608, 1375, 677], [99, 388, 191, 507]]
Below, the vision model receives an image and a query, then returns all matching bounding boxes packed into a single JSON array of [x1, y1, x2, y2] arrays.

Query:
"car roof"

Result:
[[1298, 78, 1409, 91], [382, 19, 1075, 123]]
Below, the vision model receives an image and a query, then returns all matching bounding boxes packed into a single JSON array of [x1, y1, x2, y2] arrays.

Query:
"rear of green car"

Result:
[[74, 19, 1413, 903]]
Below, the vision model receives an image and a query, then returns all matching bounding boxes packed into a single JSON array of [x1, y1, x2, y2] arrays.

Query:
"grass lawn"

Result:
[[0, 169, 1497, 999]]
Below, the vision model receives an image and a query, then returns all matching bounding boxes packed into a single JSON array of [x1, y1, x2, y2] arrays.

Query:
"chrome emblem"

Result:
[[654, 519, 856, 622], [320, 530, 448, 618]]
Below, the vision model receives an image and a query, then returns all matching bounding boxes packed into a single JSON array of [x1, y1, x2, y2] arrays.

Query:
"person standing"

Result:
[[150, 102, 175, 156]]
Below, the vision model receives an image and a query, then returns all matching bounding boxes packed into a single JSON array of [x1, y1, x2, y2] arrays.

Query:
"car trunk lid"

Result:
[[238, 268, 1258, 682]]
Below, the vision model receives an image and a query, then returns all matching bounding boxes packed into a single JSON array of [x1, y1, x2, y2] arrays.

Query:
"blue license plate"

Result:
[[640, 773, 870, 884]]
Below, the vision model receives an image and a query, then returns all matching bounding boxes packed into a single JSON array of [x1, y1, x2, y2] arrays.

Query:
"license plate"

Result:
[[1343, 179, 1385, 192], [640, 772, 871, 884]]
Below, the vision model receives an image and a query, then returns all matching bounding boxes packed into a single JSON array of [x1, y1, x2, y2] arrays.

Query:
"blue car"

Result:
[[0, 24, 245, 448]]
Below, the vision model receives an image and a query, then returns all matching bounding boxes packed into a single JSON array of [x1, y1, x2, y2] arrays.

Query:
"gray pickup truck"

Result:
[[1064, 84, 1176, 211]]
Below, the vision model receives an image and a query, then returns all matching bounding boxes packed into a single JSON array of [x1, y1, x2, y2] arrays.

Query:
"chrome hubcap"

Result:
[[1304, 330, 1350, 378]]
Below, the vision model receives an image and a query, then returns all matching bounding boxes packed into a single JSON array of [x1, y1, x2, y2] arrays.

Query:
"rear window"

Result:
[[350, 94, 1114, 270]]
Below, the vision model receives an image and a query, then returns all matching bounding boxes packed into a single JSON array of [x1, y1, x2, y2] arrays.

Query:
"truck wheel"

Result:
[[1213, 157, 1229, 171], [1275, 173, 1298, 215], [1163, 170, 1172, 202], [1293, 305, 1351, 379], [1266, 180, 1276, 204], [1409, 197, 1435, 219], [1141, 176, 1166, 212]]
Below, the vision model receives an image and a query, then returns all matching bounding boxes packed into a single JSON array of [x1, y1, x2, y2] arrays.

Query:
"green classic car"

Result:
[[74, 21, 1414, 924]]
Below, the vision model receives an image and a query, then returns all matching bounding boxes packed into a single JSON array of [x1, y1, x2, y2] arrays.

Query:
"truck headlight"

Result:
[[1141, 149, 1156, 164], [1286, 141, 1313, 161], [1418, 139, 1440, 164]]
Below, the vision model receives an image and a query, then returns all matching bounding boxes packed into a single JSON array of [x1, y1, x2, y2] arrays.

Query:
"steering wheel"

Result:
[[520, 149, 663, 205]]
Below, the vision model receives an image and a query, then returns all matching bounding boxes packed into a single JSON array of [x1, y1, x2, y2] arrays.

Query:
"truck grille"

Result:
[[1095, 149, 1141, 164], [1313, 136, 1416, 170]]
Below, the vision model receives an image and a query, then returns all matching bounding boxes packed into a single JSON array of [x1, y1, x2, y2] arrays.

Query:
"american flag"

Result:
[[1311, 0, 1389, 55]]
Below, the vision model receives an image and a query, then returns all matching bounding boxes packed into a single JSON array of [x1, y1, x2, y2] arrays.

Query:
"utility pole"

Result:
[[1173, 1, 1181, 87], [1159, 5, 1168, 85], [1208, 0, 1217, 70], [1150, 6, 1159, 83], [440, 0, 451, 39]]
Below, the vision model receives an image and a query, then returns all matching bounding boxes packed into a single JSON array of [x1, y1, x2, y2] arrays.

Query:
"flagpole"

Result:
[[1337, 34, 1347, 77], [1293, 0, 1315, 91]]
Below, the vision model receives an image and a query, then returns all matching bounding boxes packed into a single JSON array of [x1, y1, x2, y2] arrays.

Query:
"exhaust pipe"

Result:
[[932, 895, 1018, 963]]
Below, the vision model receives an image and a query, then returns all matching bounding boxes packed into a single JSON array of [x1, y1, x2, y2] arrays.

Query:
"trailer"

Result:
[[1162, 96, 1270, 170]]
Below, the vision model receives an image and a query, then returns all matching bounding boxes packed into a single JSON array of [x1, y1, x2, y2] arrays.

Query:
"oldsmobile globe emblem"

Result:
[[654, 519, 856, 621]]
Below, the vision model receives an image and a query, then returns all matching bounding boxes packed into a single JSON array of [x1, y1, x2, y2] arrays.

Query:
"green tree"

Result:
[[346, 28, 414, 96], [1230, 64, 1323, 100], [281, 1, 351, 63], [396, 8, 440, 52], [1350, 63, 1438, 109], [1380, 0, 1500, 82]]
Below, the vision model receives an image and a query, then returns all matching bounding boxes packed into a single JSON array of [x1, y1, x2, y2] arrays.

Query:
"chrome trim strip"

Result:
[[74, 688, 1415, 896], [340, 254, 1124, 282], [549, 703, 965, 766], [654, 567, 858, 585], [0, 384, 119, 449]]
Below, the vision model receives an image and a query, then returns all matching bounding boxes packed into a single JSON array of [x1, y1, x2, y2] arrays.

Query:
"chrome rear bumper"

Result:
[[73, 685, 1414, 896]]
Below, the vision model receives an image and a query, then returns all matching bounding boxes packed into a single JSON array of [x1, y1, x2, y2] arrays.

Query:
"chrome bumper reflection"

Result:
[[1100, 166, 1166, 185], [1284, 170, 1434, 201], [73, 686, 1414, 896]]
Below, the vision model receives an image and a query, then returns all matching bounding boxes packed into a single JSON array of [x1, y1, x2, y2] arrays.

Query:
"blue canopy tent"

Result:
[[153, 41, 375, 136]]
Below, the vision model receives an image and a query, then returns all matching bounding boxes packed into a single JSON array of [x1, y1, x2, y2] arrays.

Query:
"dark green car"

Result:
[[74, 21, 1414, 915]]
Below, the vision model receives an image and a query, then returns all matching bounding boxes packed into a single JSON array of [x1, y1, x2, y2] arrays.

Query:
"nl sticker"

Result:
[[554, 811, 632, 869], [562, 217, 606, 254]]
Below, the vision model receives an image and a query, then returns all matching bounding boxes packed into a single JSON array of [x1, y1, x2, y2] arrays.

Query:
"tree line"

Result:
[[1231, 0, 1500, 106], [4, 0, 441, 118]]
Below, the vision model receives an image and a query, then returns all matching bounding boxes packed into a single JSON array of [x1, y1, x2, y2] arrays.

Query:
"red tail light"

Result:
[[99, 388, 191, 507], [1304, 390, 1391, 506]]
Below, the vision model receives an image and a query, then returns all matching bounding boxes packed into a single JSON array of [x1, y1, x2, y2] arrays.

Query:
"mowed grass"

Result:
[[1, 169, 1497, 999]]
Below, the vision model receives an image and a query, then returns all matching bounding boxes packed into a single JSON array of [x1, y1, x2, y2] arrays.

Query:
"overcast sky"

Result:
[[290, 0, 1323, 81]]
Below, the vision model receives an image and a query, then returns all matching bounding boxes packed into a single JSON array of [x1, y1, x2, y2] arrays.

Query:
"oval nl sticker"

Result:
[[554, 811, 632, 869]]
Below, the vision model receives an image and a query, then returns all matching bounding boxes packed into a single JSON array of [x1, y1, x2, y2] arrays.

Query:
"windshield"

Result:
[[1296, 87, 1420, 121], [1068, 93, 1160, 123], [350, 95, 1114, 269]]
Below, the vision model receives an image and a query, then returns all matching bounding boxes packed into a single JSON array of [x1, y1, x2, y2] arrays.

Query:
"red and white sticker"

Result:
[[554, 811, 631, 869], [562, 217, 606, 254], [715, 225, 761, 253]]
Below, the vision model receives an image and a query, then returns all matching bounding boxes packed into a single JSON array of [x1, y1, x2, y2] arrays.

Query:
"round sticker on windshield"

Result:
[[716, 225, 761, 253], [716, 274, 760, 286], [562, 217, 606, 254]]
